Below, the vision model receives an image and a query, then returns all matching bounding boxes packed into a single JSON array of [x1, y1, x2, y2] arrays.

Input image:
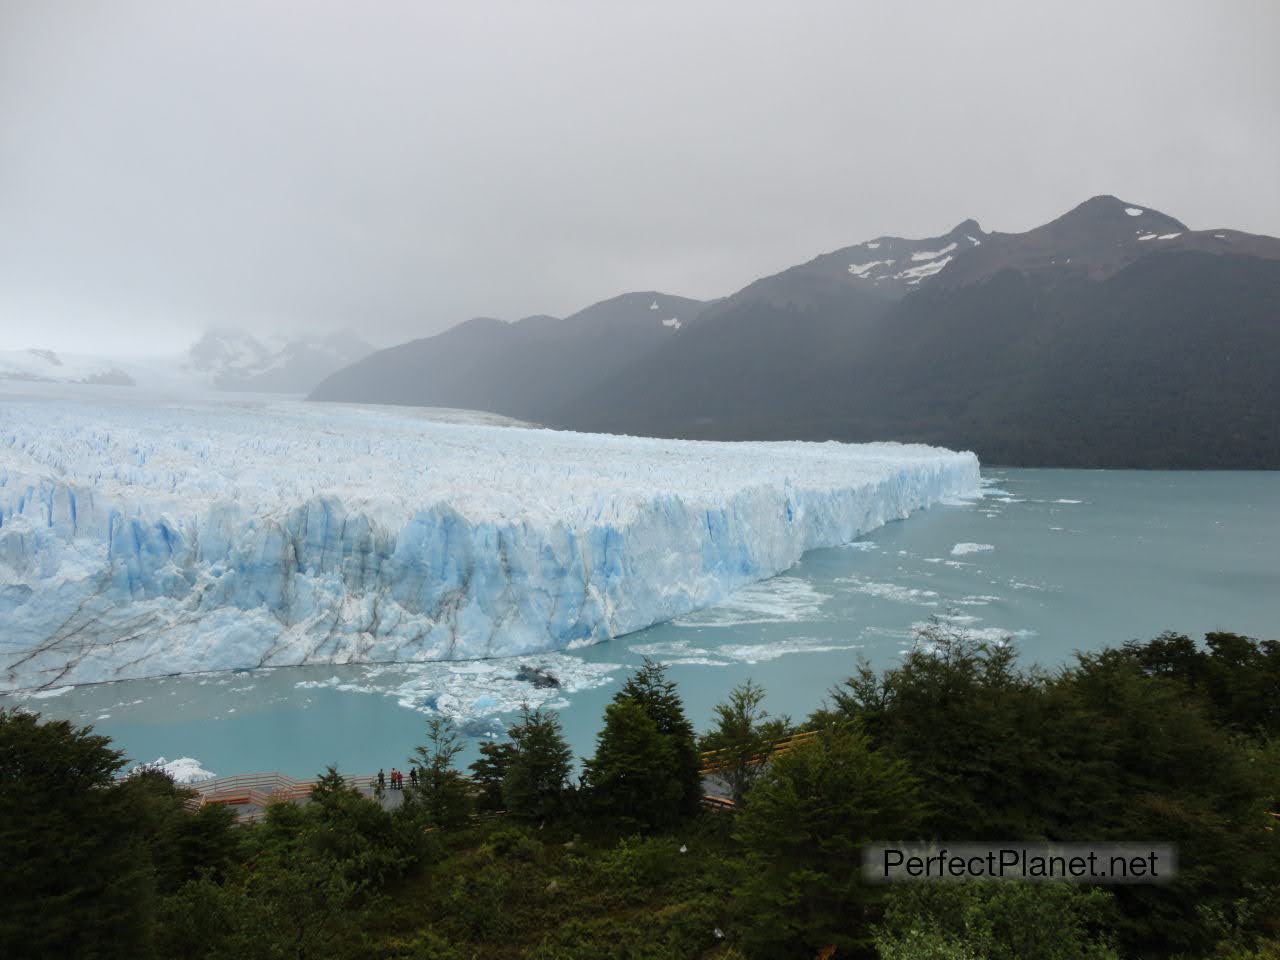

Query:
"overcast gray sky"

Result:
[[2, 0, 1277, 354]]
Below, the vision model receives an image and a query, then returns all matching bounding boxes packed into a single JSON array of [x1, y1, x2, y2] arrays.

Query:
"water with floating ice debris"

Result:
[[7, 468, 1278, 778]]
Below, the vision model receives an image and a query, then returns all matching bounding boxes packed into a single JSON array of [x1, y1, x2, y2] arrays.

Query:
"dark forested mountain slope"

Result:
[[310, 292, 706, 423], [311, 197, 1280, 467]]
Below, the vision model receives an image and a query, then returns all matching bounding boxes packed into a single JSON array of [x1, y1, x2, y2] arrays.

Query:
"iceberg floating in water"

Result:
[[0, 387, 979, 691], [134, 756, 217, 784]]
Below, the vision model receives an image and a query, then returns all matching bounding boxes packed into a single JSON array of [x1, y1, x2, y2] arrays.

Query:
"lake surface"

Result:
[[7, 469, 1277, 778]]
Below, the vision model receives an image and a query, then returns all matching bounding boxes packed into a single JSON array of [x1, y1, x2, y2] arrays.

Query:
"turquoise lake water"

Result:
[[7, 468, 1278, 778]]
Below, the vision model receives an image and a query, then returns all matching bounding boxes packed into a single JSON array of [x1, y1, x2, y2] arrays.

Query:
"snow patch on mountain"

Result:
[[895, 256, 953, 283], [848, 259, 894, 277], [911, 242, 958, 261]]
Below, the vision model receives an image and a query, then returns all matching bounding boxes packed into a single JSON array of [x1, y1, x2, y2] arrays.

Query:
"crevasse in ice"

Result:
[[0, 388, 979, 691]]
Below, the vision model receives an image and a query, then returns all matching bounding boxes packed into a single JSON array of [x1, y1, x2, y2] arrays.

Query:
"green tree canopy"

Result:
[[502, 706, 573, 824], [0, 708, 156, 959], [582, 697, 683, 831], [616, 658, 703, 816], [699, 678, 773, 805], [733, 723, 925, 958], [405, 715, 472, 828], [469, 738, 516, 812]]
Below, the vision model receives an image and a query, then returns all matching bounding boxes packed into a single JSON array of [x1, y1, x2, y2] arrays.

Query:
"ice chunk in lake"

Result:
[[0, 387, 979, 691], [134, 757, 217, 783]]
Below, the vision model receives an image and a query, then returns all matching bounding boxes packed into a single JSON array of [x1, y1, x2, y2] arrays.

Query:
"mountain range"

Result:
[[310, 196, 1280, 468], [184, 328, 374, 393], [1, 329, 373, 395]]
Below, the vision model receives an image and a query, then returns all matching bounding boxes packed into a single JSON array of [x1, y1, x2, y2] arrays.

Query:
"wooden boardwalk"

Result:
[[697, 728, 819, 775], [187, 771, 405, 821], [185, 729, 827, 821]]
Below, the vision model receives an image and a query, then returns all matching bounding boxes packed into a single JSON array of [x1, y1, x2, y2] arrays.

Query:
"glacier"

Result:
[[0, 385, 979, 692]]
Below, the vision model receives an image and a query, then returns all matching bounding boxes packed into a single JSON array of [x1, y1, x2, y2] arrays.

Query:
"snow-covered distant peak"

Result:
[[184, 328, 373, 394], [0, 348, 144, 387]]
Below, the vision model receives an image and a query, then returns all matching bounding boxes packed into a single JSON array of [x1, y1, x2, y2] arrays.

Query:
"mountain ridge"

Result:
[[309, 197, 1280, 468]]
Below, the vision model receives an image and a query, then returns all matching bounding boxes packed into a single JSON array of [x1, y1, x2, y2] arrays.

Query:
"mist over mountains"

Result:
[[0, 329, 373, 395], [311, 196, 1280, 468]]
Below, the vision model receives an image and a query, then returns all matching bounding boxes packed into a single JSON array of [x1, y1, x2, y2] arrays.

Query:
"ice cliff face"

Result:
[[0, 388, 979, 691]]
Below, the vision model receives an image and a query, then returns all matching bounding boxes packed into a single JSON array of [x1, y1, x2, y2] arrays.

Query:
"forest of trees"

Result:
[[1, 627, 1277, 959]]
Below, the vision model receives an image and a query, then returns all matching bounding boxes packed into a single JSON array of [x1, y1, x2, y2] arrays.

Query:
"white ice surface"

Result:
[[0, 386, 978, 691], [951, 542, 994, 556], [293, 652, 624, 728]]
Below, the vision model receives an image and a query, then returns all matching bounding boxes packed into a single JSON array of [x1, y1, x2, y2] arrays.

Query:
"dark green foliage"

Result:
[[1123, 631, 1280, 737], [0, 709, 156, 959], [502, 706, 573, 824], [826, 621, 1280, 959], [582, 698, 683, 831], [405, 716, 472, 829], [616, 659, 703, 816], [824, 617, 1061, 838], [1059, 649, 1280, 958], [874, 882, 1119, 960], [8, 626, 1280, 959], [117, 767, 241, 892], [581, 660, 702, 831], [732, 724, 926, 959], [487, 824, 542, 862], [470, 738, 517, 811], [698, 679, 772, 805], [310, 763, 358, 807], [159, 764, 430, 959]]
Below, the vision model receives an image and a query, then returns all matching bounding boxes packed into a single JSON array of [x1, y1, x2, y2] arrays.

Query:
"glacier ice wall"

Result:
[[0, 387, 979, 690]]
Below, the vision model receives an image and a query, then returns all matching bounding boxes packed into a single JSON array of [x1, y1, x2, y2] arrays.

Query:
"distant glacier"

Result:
[[0, 385, 979, 691]]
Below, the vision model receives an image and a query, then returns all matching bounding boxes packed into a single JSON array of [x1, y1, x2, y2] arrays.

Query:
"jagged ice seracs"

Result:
[[0, 387, 979, 691]]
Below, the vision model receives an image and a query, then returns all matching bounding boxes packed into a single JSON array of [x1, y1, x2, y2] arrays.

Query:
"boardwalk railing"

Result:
[[698, 728, 820, 776], [185, 772, 380, 815], [178, 728, 830, 820]]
